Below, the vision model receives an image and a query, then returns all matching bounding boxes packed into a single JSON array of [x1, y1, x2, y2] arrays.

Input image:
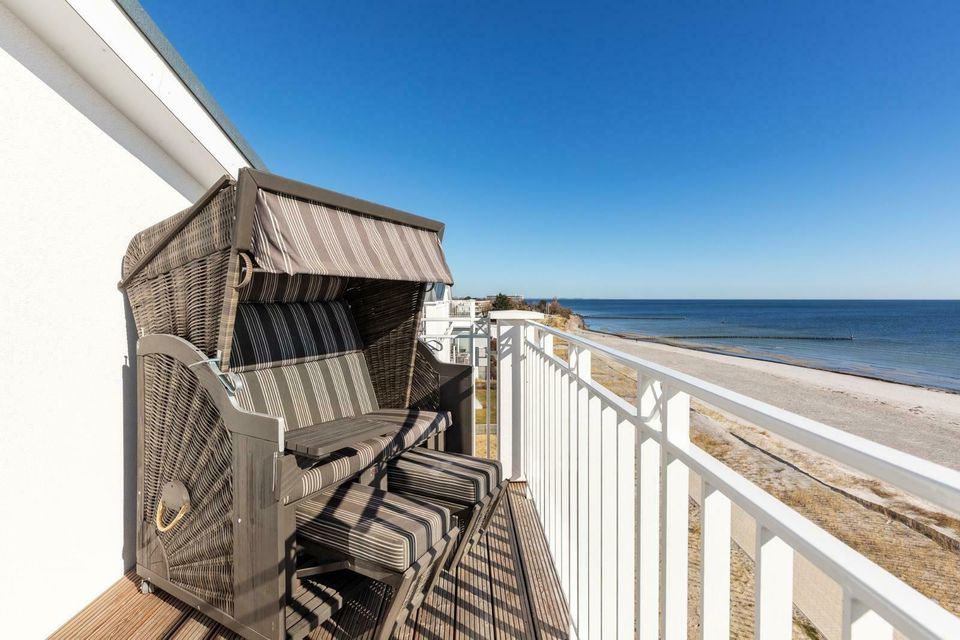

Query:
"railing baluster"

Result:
[[559, 351, 571, 600], [600, 405, 618, 636], [543, 334, 554, 550], [755, 525, 794, 640], [843, 593, 893, 640], [700, 479, 731, 640], [587, 386, 602, 639], [540, 337, 547, 513], [529, 329, 537, 498], [534, 329, 541, 503], [527, 328, 535, 486], [544, 355, 551, 540], [636, 374, 661, 640], [525, 329, 533, 495], [553, 352, 561, 557], [557, 355, 565, 573], [616, 410, 636, 638], [660, 385, 690, 640], [575, 347, 591, 636], [542, 342, 548, 521], [553, 363, 570, 575], [524, 327, 531, 494], [565, 346, 578, 619], [566, 346, 578, 622], [484, 321, 491, 459]]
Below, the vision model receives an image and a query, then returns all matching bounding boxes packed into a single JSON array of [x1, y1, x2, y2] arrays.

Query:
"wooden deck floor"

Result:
[[52, 484, 569, 640]]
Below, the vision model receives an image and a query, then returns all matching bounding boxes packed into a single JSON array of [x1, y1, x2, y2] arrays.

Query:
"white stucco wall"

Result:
[[0, 5, 208, 636]]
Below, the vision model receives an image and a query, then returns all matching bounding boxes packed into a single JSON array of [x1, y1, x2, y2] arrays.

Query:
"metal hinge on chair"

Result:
[[188, 352, 242, 396]]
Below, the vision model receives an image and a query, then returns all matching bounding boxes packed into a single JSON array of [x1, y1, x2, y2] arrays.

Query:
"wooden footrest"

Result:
[[296, 482, 452, 573], [285, 570, 370, 640]]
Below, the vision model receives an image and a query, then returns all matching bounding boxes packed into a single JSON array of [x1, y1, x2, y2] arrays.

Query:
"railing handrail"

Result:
[[420, 316, 485, 323], [526, 320, 960, 516], [680, 443, 960, 639]]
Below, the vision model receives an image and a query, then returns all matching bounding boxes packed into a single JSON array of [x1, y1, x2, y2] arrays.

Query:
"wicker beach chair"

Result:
[[120, 170, 474, 640]]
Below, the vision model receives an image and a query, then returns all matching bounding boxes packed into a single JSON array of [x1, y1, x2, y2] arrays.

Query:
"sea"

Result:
[[555, 299, 960, 393]]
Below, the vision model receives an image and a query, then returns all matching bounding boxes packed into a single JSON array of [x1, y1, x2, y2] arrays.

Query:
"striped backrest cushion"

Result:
[[233, 352, 379, 431], [239, 272, 349, 303], [230, 275, 382, 429], [231, 300, 362, 372]]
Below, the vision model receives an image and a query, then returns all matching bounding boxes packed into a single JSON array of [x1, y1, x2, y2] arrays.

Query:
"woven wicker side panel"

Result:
[[126, 251, 231, 357], [142, 354, 234, 613], [122, 185, 236, 280], [409, 348, 440, 411], [346, 279, 424, 409]]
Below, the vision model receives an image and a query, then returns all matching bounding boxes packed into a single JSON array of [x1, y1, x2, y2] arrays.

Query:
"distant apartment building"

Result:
[[421, 284, 488, 377]]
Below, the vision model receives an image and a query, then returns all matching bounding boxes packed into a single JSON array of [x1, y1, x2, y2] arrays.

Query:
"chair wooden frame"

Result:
[[445, 480, 509, 570], [296, 527, 458, 640]]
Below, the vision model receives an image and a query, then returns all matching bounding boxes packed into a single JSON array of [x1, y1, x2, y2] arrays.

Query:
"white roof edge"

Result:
[[3, 0, 256, 188], [113, 0, 266, 171]]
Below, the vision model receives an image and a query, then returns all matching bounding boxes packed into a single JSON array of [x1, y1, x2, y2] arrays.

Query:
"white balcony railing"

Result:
[[449, 298, 478, 318], [490, 312, 960, 640]]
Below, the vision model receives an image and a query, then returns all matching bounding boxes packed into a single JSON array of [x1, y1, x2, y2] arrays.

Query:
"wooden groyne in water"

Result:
[[581, 314, 686, 320], [657, 335, 853, 341]]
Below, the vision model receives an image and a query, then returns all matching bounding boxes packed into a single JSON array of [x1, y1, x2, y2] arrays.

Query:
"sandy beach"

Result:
[[577, 327, 960, 471]]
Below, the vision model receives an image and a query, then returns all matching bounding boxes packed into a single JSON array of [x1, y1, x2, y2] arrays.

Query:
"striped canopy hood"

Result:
[[121, 169, 454, 374], [252, 189, 452, 284]]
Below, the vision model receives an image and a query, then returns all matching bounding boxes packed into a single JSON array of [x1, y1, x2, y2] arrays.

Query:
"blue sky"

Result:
[[141, 1, 960, 299]]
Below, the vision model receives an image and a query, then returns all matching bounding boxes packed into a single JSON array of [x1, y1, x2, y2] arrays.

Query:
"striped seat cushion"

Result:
[[297, 483, 451, 572], [231, 299, 362, 372], [388, 448, 503, 505], [281, 409, 453, 503], [234, 353, 379, 431]]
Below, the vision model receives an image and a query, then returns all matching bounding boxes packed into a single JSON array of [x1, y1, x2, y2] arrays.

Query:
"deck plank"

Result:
[[49, 574, 188, 640], [486, 496, 536, 639], [507, 484, 571, 639], [432, 569, 461, 640], [49, 575, 132, 639], [310, 579, 386, 640], [166, 612, 221, 640], [455, 537, 495, 639], [53, 483, 568, 640], [405, 566, 457, 639]]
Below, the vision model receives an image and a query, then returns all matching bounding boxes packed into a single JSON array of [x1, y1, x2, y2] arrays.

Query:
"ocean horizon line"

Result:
[[554, 299, 960, 393], [516, 297, 960, 302]]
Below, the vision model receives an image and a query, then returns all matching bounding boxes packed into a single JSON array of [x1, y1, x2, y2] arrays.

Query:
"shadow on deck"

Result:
[[52, 484, 569, 640]]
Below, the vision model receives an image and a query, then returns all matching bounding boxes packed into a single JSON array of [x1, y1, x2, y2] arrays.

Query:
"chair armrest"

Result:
[[415, 341, 474, 454], [138, 334, 282, 445]]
